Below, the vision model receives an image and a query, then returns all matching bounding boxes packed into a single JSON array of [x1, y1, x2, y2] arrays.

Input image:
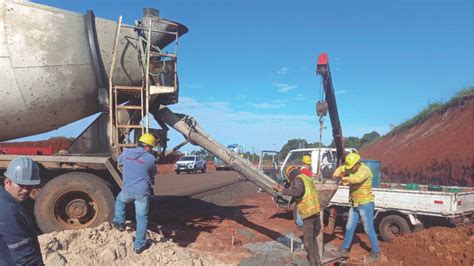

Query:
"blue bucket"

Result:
[[362, 159, 381, 188]]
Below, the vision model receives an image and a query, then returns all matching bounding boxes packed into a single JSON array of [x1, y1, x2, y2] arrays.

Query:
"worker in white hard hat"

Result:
[[112, 133, 158, 254], [0, 156, 44, 265]]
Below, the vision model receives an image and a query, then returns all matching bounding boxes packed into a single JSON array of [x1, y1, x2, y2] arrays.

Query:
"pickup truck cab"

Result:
[[281, 148, 358, 180], [174, 155, 207, 174]]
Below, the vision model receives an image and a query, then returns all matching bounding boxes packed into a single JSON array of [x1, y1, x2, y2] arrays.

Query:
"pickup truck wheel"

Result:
[[379, 214, 411, 242], [193, 166, 197, 174], [34, 172, 115, 233], [175, 170, 180, 174], [201, 165, 206, 173]]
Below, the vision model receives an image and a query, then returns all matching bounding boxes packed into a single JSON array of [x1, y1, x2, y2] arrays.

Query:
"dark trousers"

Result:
[[303, 214, 321, 266]]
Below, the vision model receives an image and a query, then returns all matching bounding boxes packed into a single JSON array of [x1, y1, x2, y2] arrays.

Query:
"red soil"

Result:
[[158, 191, 474, 265], [360, 96, 474, 186]]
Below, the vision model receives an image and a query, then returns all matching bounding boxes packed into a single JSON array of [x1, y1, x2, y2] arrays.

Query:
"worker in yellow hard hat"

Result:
[[333, 152, 380, 261], [274, 166, 321, 265], [300, 155, 313, 177], [138, 133, 157, 147], [113, 133, 158, 254]]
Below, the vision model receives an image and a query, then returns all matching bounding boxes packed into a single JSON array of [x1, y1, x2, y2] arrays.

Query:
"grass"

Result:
[[389, 87, 474, 135]]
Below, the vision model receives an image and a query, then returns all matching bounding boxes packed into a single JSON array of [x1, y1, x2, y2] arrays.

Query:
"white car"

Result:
[[174, 155, 207, 174]]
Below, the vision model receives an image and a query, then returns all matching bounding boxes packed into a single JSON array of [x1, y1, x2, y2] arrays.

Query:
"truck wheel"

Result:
[[201, 165, 206, 173], [379, 214, 411, 242], [34, 172, 115, 233], [175, 170, 180, 174], [193, 166, 197, 174]]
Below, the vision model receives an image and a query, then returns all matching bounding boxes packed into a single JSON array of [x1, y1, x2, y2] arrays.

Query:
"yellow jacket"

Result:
[[334, 163, 373, 206]]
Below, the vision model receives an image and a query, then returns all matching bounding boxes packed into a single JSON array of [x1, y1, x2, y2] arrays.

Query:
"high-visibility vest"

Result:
[[296, 174, 320, 219], [349, 163, 374, 206]]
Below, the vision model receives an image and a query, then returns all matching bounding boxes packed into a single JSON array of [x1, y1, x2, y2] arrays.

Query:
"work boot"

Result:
[[112, 222, 125, 232], [336, 247, 349, 257], [135, 242, 150, 254], [367, 251, 380, 262]]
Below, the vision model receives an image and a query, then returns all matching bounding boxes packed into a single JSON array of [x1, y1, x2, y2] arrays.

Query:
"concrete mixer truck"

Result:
[[0, 5, 343, 262], [0, 0, 309, 234]]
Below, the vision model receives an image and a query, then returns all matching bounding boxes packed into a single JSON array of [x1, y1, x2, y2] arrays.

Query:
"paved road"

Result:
[[154, 169, 243, 197]]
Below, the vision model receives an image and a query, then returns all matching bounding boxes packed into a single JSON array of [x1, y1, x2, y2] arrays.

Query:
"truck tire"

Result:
[[201, 165, 206, 173], [379, 214, 411, 242], [175, 170, 180, 174], [192, 166, 197, 174], [34, 172, 115, 233]]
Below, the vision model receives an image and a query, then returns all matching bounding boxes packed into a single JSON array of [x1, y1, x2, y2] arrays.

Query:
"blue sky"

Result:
[[20, 0, 474, 154]]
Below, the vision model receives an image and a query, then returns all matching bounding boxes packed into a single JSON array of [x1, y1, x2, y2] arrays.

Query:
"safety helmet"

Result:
[[285, 165, 299, 179], [302, 155, 312, 165], [4, 156, 41, 186], [139, 133, 157, 146], [344, 152, 361, 170]]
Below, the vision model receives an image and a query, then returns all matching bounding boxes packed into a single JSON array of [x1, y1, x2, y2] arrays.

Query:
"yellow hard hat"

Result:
[[285, 165, 298, 179], [344, 152, 361, 169], [139, 133, 157, 146], [302, 155, 312, 165]]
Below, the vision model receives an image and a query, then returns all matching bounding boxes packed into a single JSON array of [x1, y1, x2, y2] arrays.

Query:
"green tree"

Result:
[[279, 138, 308, 159], [360, 131, 380, 148], [191, 149, 214, 161], [328, 136, 360, 149]]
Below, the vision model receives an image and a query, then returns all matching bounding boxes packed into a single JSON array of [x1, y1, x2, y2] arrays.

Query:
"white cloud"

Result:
[[277, 67, 289, 75], [250, 102, 286, 109], [273, 82, 297, 93], [163, 97, 324, 153]]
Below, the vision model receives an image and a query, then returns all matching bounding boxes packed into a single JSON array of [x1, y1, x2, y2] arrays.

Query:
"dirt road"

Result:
[[149, 168, 474, 265], [154, 169, 242, 197]]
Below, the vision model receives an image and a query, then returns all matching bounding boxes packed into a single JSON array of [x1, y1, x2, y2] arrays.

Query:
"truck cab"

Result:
[[280, 148, 358, 180], [214, 157, 231, 171]]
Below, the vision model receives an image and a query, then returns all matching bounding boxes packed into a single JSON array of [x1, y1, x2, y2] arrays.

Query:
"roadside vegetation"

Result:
[[389, 87, 474, 135]]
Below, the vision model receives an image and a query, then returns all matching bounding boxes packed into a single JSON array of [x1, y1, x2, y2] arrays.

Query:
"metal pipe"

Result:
[[152, 105, 291, 199]]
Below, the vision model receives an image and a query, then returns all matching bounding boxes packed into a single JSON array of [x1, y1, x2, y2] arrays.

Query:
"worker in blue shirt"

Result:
[[112, 133, 158, 254], [0, 156, 44, 265]]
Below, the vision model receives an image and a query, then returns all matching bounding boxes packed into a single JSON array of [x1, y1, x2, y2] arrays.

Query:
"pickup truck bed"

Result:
[[327, 183, 474, 241], [329, 183, 474, 218]]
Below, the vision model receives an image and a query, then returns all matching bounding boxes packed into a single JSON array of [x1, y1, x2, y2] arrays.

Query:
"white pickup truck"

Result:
[[329, 184, 474, 241], [174, 155, 207, 174], [281, 148, 474, 241]]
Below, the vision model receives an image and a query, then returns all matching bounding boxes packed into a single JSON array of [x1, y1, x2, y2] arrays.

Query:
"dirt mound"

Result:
[[361, 96, 474, 186], [382, 225, 474, 265], [39, 222, 224, 266]]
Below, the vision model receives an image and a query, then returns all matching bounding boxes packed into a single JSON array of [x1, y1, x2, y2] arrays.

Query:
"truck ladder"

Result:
[[108, 16, 148, 155], [108, 16, 180, 156]]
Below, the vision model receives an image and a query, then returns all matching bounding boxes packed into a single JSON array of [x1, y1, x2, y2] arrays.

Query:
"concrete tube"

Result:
[[153, 105, 286, 197]]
